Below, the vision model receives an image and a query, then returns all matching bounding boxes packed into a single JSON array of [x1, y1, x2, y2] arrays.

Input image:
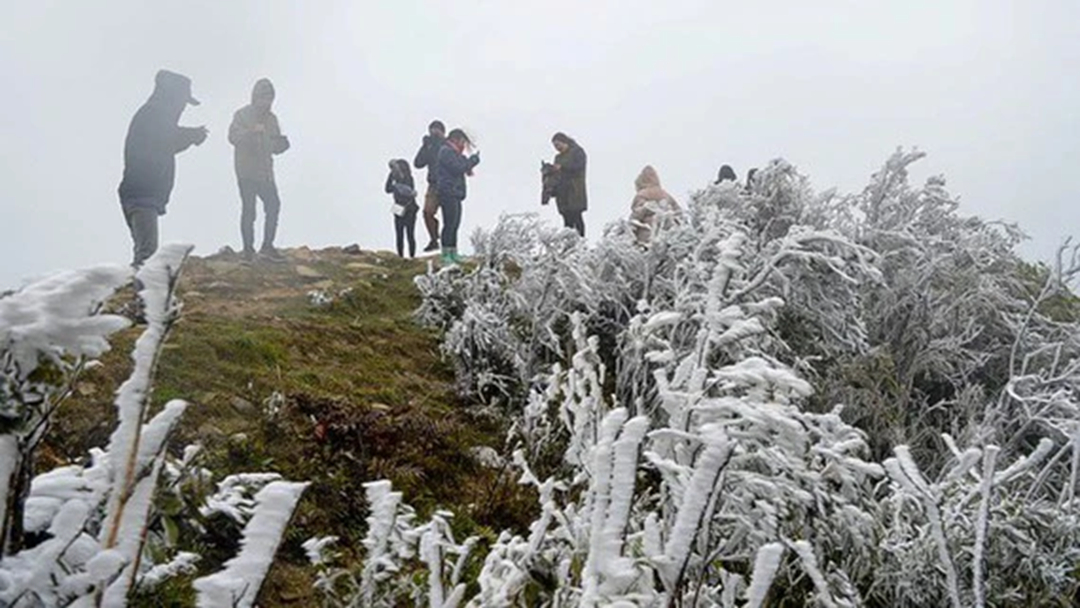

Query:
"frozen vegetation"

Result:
[[312, 150, 1080, 606], [3, 149, 1079, 606], [0, 245, 305, 607]]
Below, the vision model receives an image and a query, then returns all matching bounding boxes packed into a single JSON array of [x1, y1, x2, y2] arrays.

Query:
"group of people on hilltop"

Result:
[[119, 70, 291, 267], [383, 122, 480, 263], [117, 69, 752, 270], [386, 125, 589, 262]]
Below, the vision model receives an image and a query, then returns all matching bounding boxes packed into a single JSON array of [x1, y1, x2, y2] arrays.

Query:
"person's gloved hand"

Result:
[[193, 126, 209, 146], [422, 134, 431, 145], [469, 152, 480, 164]]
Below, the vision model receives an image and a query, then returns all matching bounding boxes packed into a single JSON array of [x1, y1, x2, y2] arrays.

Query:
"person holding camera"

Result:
[[434, 128, 480, 265], [118, 70, 208, 268], [413, 119, 447, 253], [229, 78, 291, 261], [549, 132, 588, 237]]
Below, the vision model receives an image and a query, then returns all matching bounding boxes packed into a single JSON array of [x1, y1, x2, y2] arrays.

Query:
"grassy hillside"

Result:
[[44, 247, 531, 606]]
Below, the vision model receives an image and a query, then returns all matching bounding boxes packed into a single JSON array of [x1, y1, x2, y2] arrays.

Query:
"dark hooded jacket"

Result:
[[228, 78, 289, 182], [435, 143, 480, 201], [414, 134, 445, 185], [118, 70, 205, 213], [553, 140, 588, 213]]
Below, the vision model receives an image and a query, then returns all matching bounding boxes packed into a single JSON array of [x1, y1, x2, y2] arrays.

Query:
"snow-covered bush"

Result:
[[0, 245, 307, 607], [305, 480, 477, 607], [396, 150, 1080, 605]]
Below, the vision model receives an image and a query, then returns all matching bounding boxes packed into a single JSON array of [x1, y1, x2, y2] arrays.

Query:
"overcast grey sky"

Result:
[[1, 1, 1077, 289]]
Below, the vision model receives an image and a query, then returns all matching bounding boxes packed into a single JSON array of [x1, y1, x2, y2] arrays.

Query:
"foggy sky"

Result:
[[1, 1, 1077, 289]]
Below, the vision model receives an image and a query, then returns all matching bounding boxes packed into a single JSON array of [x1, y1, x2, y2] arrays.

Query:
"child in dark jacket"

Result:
[[385, 159, 419, 258]]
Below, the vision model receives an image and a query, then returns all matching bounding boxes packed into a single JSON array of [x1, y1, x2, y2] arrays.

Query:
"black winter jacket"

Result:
[[434, 144, 480, 201], [118, 93, 203, 212], [413, 134, 445, 185]]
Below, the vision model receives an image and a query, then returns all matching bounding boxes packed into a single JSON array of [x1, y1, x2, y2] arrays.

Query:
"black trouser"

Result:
[[395, 211, 417, 257], [238, 178, 281, 252], [561, 210, 585, 237], [440, 196, 463, 248]]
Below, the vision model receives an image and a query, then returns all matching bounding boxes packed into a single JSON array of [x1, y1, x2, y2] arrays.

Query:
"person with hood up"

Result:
[[229, 78, 291, 261], [385, 159, 419, 258], [118, 69, 208, 267], [434, 128, 480, 265], [630, 165, 681, 245], [549, 132, 588, 237], [715, 164, 737, 184], [413, 120, 447, 252]]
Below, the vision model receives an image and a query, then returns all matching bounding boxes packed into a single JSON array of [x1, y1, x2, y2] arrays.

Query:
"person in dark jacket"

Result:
[[413, 120, 446, 253], [550, 132, 588, 237], [745, 167, 759, 194], [229, 78, 291, 261], [434, 128, 480, 265], [715, 164, 737, 184], [385, 159, 419, 258], [118, 69, 207, 267]]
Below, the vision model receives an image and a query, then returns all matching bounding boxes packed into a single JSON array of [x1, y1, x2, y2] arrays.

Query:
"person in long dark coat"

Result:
[[118, 70, 207, 267], [550, 132, 587, 237]]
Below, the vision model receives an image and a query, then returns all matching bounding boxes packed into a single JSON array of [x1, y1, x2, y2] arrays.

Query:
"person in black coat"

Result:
[[385, 159, 419, 258], [715, 164, 737, 184], [118, 70, 207, 267], [413, 120, 446, 252], [434, 129, 480, 264], [550, 132, 588, 237]]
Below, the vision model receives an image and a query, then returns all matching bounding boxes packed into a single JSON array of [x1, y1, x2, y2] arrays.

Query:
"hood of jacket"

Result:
[[251, 78, 275, 106], [389, 158, 411, 179], [635, 165, 661, 191]]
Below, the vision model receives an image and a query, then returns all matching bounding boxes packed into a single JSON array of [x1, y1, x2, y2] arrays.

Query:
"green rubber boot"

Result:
[[440, 248, 455, 266]]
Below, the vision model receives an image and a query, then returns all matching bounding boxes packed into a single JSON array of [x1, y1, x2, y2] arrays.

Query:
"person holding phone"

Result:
[[229, 78, 291, 261], [434, 129, 480, 265], [550, 132, 588, 237]]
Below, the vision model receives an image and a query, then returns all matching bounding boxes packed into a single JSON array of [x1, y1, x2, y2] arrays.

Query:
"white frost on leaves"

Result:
[[745, 542, 785, 608], [194, 480, 308, 608], [302, 535, 339, 566], [139, 551, 200, 589], [0, 264, 131, 381], [200, 472, 284, 523], [1, 244, 306, 606]]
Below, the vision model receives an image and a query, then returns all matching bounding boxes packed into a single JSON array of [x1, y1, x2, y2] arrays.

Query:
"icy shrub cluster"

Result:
[[356, 150, 1080, 606], [0, 245, 307, 607]]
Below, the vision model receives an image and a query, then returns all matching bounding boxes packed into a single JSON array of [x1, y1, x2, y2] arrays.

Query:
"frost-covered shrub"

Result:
[[396, 151, 1080, 605], [305, 480, 477, 607], [0, 246, 307, 607]]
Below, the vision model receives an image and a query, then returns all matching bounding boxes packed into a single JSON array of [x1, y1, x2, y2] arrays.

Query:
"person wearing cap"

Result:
[[549, 132, 588, 237], [118, 69, 208, 267], [434, 128, 480, 264], [229, 78, 291, 261], [413, 120, 447, 252]]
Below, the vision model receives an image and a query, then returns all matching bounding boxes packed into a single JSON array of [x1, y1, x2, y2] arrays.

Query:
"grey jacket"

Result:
[[228, 79, 289, 182]]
